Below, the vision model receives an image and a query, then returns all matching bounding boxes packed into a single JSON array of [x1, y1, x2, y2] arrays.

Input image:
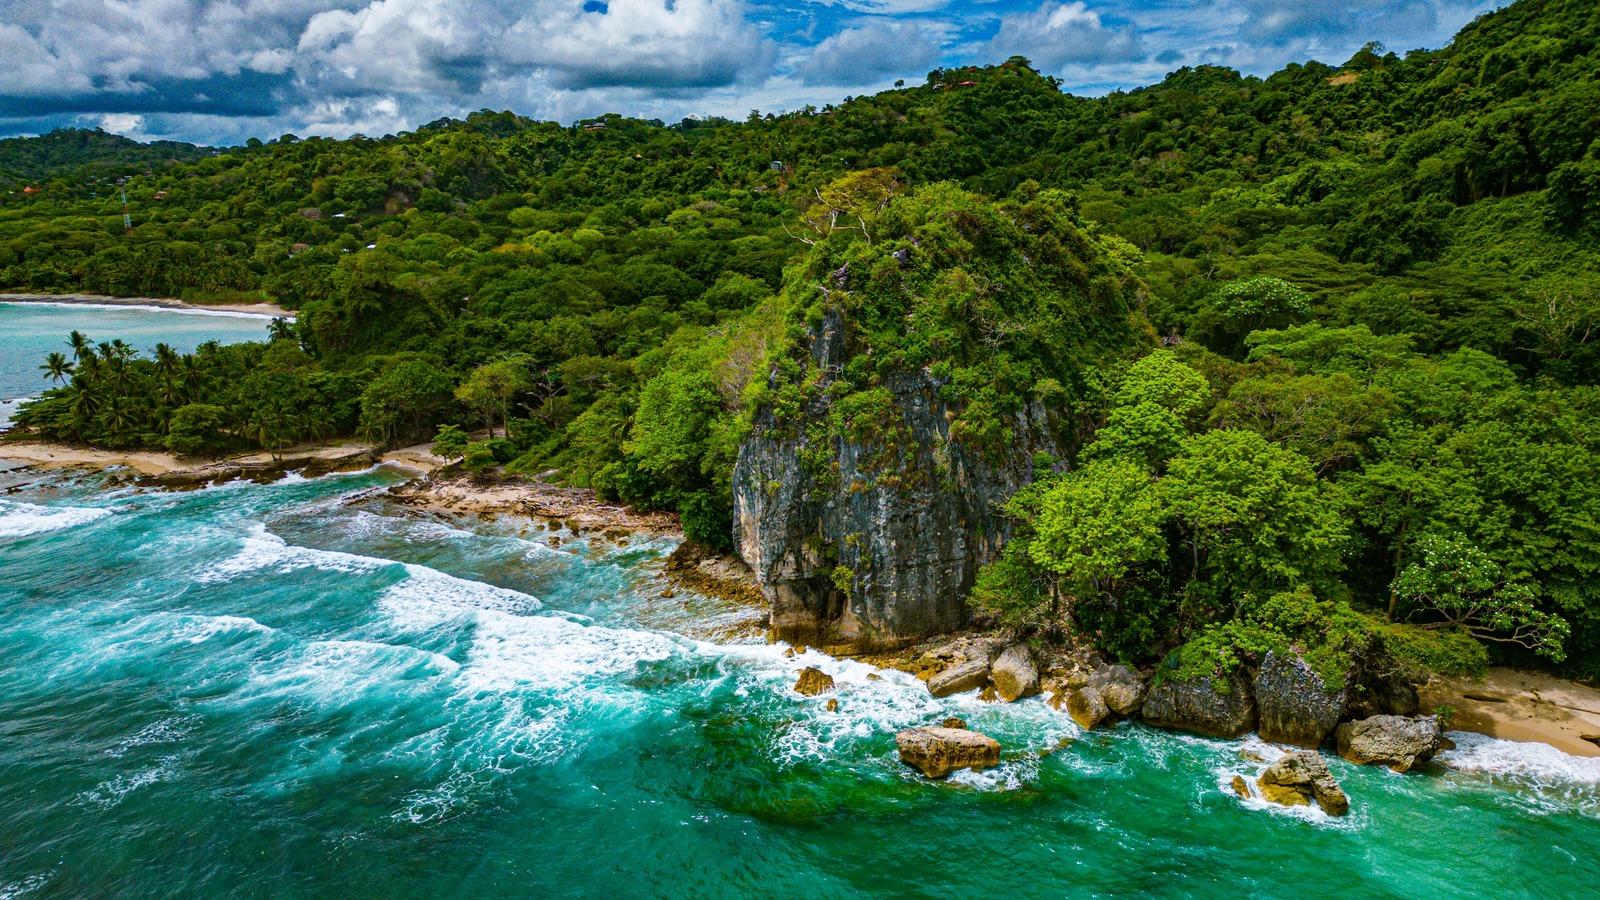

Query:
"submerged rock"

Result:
[[942, 717, 967, 729], [1253, 651, 1347, 749], [1335, 715, 1443, 772], [1141, 667, 1257, 739], [927, 658, 990, 698], [1258, 750, 1350, 816], [793, 667, 835, 696], [895, 727, 1002, 778], [1086, 665, 1146, 716], [991, 644, 1041, 702], [1065, 687, 1111, 730]]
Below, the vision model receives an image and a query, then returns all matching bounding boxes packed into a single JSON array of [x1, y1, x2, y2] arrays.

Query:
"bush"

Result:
[[431, 424, 468, 460]]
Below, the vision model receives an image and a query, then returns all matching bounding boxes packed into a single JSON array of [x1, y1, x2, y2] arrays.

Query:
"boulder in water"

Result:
[[1086, 664, 1146, 716], [1258, 750, 1350, 816], [927, 658, 990, 698], [1141, 666, 1257, 739], [1065, 687, 1111, 730], [1253, 651, 1347, 748], [1335, 715, 1443, 772], [991, 644, 1041, 702], [896, 726, 1002, 778], [794, 667, 835, 696]]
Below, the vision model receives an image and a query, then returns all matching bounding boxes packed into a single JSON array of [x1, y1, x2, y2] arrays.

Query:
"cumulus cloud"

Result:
[[501, 0, 775, 90], [792, 18, 944, 85], [0, 0, 1504, 141], [0, 0, 774, 131], [983, 2, 1145, 71]]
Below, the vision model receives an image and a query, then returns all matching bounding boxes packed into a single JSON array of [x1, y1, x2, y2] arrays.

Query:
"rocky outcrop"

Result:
[[927, 658, 990, 698], [793, 667, 835, 696], [1254, 652, 1347, 748], [1258, 750, 1350, 816], [1346, 670, 1421, 719], [896, 726, 1002, 778], [991, 644, 1041, 702], [1335, 715, 1443, 772], [731, 308, 1062, 653], [1086, 665, 1146, 716], [1142, 667, 1257, 739], [1065, 687, 1111, 729]]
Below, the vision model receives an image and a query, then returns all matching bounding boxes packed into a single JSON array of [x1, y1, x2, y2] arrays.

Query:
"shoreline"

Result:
[[3, 435, 1597, 761], [0, 292, 293, 320]]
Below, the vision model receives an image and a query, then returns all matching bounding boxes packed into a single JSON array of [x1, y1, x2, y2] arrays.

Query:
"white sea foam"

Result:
[[107, 715, 201, 758], [708, 642, 1076, 773], [0, 498, 113, 537], [374, 563, 542, 633], [461, 607, 681, 694], [74, 754, 184, 809], [1209, 737, 1364, 828], [1439, 731, 1600, 813], [197, 522, 393, 583], [171, 614, 275, 644], [0, 874, 50, 899]]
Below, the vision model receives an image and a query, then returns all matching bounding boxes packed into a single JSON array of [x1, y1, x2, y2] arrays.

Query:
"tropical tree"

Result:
[[1391, 533, 1569, 660], [39, 351, 72, 384]]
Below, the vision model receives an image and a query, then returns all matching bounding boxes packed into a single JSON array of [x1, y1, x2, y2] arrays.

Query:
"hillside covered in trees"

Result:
[[6, 0, 1600, 679]]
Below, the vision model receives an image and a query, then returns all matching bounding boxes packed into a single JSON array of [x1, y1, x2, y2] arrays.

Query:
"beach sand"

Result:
[[0, 292, 292, 319], [1421, 668, 1600, 758]]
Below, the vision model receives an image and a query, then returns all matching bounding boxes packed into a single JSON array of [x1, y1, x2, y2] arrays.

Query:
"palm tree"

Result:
[[154, 343, 179, 375], [180, 355, 205, 400], [67, 330, 92, 363], [39, 351, 73, 384], [268, 317, 295, 343]]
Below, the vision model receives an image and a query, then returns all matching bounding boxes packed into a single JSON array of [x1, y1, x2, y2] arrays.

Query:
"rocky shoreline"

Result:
[[5, 436, 1597, 769]]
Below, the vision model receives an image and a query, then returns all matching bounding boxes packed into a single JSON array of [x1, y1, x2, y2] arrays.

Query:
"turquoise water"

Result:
[[2, 310, 1600, 898], [0, 301, 272, 427], [3, 467, 1599, 899]]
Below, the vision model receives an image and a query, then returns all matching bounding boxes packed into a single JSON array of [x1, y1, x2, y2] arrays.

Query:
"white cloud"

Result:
[[791, 18, 945, 85], [983, 1, 1145, 71], [98, 113, 145, 136]]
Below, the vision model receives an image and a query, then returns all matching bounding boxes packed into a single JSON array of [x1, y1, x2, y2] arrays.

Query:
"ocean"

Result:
[[2, 308, 1598, 898], [0, 301, 273, 429]]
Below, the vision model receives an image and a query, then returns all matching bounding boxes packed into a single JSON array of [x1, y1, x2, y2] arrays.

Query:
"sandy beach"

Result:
[[0, 292, 293, 319], [1422, 668, 1600, 757]]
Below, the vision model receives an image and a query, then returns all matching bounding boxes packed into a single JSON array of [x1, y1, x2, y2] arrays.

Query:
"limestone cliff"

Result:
[[728, 182, 1147, 653], [733, 309, 1062, 652]]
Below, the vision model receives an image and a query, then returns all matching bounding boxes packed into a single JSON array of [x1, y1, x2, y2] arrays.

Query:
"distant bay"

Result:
[[0, 300, 273, 428]]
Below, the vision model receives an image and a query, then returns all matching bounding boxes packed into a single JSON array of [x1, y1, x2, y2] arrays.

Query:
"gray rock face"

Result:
[[1254, 652, 1348, 748], [732, 308, 1061, 652], [1258, 750, 1350, 816], [991, 644, 1041, 702], [927, 658, 990, 698], [1142, 667, 1258, 738], [1335, 715, 1443, 772], [1086, 665, 1146, 716], [896, 726, 1002, 778]]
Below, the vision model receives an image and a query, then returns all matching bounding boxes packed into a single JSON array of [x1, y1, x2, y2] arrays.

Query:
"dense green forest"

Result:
[[7, 0, 1600, 678]]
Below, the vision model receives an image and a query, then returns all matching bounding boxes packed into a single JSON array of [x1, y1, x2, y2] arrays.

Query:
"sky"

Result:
[[0, 0, 1506, 145]]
